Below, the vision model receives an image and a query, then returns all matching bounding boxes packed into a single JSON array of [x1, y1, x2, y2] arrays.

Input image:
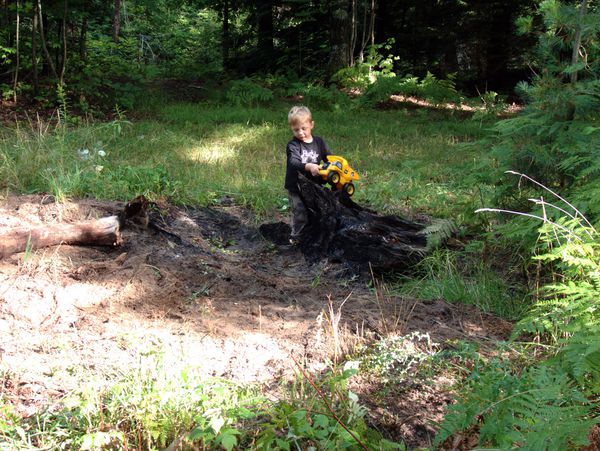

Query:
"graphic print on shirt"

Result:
[[300, 147, 319, 164]]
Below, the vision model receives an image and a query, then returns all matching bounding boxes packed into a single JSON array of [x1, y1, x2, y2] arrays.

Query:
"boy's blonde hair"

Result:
[[288, 106, 312, 125]]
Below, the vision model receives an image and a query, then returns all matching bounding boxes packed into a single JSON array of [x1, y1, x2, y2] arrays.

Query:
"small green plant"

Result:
[[360, 332, 436, 383], [255, 360, 406, 450]]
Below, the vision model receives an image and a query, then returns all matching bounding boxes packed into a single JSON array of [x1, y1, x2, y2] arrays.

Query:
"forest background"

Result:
[[1, 0, 600, 449]]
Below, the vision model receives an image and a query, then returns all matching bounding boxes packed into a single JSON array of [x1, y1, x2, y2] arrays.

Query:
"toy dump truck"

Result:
[[318, 155, 360, 196]]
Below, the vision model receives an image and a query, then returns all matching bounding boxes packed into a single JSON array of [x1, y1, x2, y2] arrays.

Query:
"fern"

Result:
[[515, 219, 600, 339], [554, 326, 600, 393], [422, 218, 457, 250], [435, 361, 598, 449]]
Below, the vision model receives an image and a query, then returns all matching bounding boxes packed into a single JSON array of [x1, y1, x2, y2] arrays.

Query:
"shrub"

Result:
[[225, 78, 274, 107]]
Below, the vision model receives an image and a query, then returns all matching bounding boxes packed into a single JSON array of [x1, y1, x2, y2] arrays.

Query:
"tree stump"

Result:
[[294, 175, 431, 272]]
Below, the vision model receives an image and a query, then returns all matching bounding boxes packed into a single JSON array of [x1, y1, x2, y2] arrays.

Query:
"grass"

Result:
[[393, 249, 527, 320], [0, 100, 497, 221]]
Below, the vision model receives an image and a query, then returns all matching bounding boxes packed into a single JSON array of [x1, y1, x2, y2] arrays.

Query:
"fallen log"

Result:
[[0, 195, 150, 259], [0, 216, 123, 259]]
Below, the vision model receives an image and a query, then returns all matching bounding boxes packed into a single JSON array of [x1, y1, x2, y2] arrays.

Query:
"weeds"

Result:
[[370, 265, 418, 335], [360, 332, 437, 384], [1, 348, 405, 450]]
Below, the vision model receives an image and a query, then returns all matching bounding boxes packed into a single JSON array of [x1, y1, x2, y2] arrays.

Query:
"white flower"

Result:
[[97, 150, 106, 157], [78, 148, 90, 159]]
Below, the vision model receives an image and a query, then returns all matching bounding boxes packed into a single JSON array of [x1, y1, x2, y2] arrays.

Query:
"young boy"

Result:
[[284, 106, 331, 244]]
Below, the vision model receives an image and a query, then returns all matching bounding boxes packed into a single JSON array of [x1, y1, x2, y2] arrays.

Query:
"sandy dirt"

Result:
[[0, 194, 512, 447]]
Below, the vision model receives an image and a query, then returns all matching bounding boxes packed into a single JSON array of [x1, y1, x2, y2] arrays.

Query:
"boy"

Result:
[[284, 106, 330, 244]]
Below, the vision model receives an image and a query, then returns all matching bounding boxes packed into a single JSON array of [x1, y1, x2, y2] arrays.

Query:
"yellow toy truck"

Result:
[[319, 155, 360, 196]]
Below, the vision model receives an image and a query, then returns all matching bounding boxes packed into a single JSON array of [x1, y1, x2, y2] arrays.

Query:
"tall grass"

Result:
[[394, 249, 526, 319], [0, 101, 496, 220]]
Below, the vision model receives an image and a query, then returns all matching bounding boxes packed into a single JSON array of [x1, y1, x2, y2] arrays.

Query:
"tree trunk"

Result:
[[59, 0, 68, 85], [79, 16, 87, 61], [0, 196, 154, 259], [32, 1, 39, 95], [570, 0, 588, 84], [256, 0, 274, 69], [349, 0, 357, 66], [0, 216, 123, 259], [358, 0, 376, 63], [112, 0, 121, 43], [12, 0, 20, 103], [222, 0, 230, 69], [36, 0, 58, 79], [259, 176, 432, 273], [327, 0, 352, 79]]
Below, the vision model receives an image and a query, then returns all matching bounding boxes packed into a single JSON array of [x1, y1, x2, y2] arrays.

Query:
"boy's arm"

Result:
[[321, 137, 332, 160], [287, 141, 305, 172]]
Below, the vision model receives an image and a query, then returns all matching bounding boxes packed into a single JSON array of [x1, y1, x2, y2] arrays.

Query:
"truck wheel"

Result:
[[328, 172, 340, 185], [344, 183, 355, 196]]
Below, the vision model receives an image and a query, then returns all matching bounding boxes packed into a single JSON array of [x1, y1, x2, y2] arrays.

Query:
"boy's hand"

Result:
[[305, 163, 321, 176]]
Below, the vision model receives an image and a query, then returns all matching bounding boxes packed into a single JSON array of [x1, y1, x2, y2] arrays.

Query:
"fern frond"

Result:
[[422, 218, 456, 250]]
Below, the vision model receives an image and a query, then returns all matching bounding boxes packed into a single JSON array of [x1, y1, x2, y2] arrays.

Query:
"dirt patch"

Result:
[[0, 194, 512, 447]]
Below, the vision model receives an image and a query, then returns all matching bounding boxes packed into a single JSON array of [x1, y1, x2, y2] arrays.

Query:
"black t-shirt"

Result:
[[284, 136, 330, 193]]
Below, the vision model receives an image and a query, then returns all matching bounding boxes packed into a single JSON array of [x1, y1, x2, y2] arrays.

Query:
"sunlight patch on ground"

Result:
[[187, 143, 239, 163], [109, 328, 290, 384]]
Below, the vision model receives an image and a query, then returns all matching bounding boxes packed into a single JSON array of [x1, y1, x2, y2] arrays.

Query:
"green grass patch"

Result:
[[393, 249, 526, 320], [0, 101, 497, 221]]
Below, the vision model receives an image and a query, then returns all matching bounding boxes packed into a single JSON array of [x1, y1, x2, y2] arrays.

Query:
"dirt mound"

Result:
[[0, 194, 512, 446]]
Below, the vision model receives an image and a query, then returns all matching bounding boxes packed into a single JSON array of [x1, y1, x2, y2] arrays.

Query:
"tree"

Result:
[[327, 0, 351, 78]]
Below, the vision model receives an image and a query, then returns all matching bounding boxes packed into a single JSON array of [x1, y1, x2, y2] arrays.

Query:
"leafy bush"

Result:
[[357, 72, 460, 108], [359, 76, 403, 107], [302, 84, 351, 111], [332, 39, 397, 91], [417, 72, 460, 105], [68, 36, 147, 112], [225, 78, 274, 107]]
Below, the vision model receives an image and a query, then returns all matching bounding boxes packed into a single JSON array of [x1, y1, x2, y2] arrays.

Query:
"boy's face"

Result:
[[290, 117, 314, 143]]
